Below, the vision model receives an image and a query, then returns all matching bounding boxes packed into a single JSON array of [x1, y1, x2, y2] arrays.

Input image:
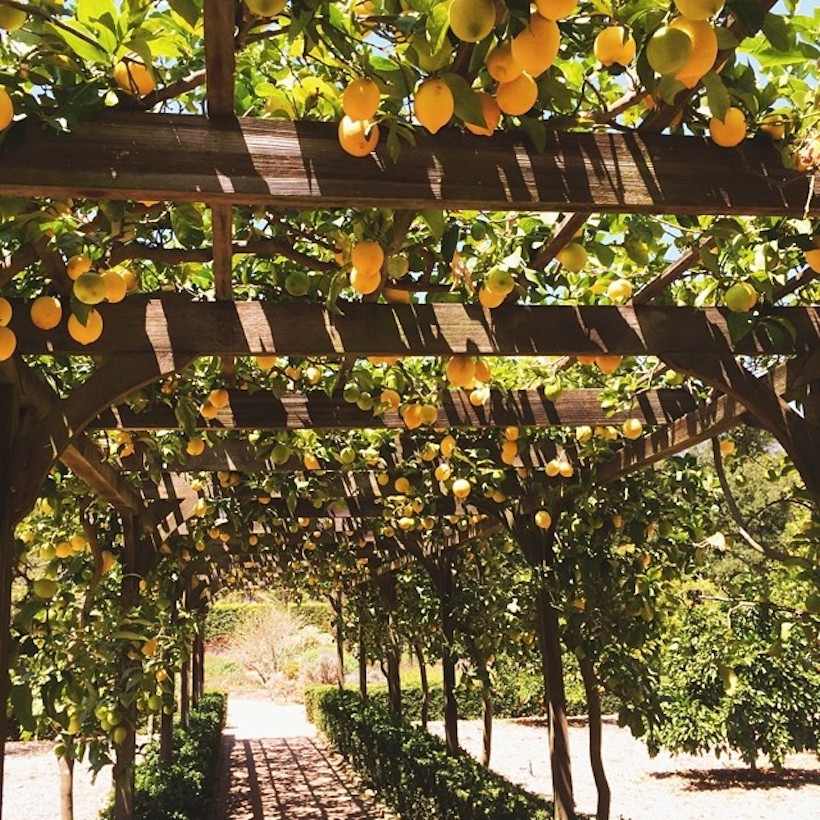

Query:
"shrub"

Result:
[[100, 692, 227, 820], [310, 688, 554, 820]]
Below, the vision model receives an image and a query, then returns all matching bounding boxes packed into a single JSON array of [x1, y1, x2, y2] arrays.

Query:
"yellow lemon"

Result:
[[709, 106, 746, 148], [342, 77, 380, 121], [338, 116, 379, 156], [496, 72, 538, 116], [30, 296, 62, 330], [414, 78, 454, 134], [114, 55, 155, 97], [511, 14, 560, 77], [449, 0, 496, 43], [465, 92, 501, 137], [486, 42, 522, 84], [67, 310, 103, 345]]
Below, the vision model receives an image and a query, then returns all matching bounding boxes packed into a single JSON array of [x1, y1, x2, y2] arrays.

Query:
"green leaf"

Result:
[[78, 0, 117, 24], [169, 0, 201, 29], [421, 210, 445, 240], [657, 75, 686, 105], [426, 1, 451, 52], [517, 117, 546, 153], [702, 72, 731, 121], [440, 73, 486, 128], [46, 23, 109, 64], [762, 13, 791, 52], [9, 685, 34, 731], [174, 398, 199, 440], [726, 311, 756, 344], [441, 223, 459, 265]]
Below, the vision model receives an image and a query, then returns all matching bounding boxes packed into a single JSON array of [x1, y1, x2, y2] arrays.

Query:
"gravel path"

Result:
[[430, 716, 820, 820], [210, 695, 395, 820], [2, 740, 111, 820]]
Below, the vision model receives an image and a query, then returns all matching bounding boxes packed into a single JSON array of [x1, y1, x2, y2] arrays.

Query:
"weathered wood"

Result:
[[204, 0, 236, 117], [9, 300, 820, 358], [0, 114, 814, 216], [596, 393, 748, 484], [632, 238, 714, 305], [92, 387, 697, 431], [531, 213, 589, 270]]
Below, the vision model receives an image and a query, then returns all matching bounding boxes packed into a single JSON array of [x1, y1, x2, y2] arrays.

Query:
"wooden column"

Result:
[[579, 657, 611, 820], [58, 755, 74, 820], [378, 574, 401, 720], [196, 633, 205, 702], [180, 654, 190, 729], [113, 512, 141, 820], [159, 680, 174, 766], [440, 554, 459, 755], [0, 383, 18, 819]]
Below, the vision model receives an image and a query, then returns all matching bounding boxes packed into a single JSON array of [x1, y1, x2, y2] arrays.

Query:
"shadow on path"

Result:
[[212, 730, 386, 819]]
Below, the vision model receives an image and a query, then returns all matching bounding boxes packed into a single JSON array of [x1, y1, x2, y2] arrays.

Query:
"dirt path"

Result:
[[211, 695, 394, 820], [2, 740, 111, 820], [430, 716, 820, 820]]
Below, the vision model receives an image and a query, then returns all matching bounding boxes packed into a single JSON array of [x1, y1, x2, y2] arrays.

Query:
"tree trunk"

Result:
[[386, 648, 401, 720], [58, 754, 74, 820], [357, 616, 368, 701], [113, 511, 141, 820], [579, 656, 611, 820], [191, 636, 201, 710], [160, 689, 174, 765], [536, 585, 575, 820], [180, 655, 190, 729], [440, 555, 459, 754], [335, 591, 345, 690], [0, 384, 17, 819], [413, 642, 429, 730], [480, 669, 493, 767]]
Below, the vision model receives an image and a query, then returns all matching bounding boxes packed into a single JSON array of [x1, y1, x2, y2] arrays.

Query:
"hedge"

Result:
[[310, 687, 554, 820], [100, 692, 227, 820], [305, 671, 618, 725]]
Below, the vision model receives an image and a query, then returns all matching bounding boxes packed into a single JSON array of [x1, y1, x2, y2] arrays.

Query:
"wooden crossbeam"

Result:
[[9, 301, 820, 357], [91, 388, 697, 431], [632, 237, 715, 305], [0, 114, 814, 216], [596, 393, 748, 483]]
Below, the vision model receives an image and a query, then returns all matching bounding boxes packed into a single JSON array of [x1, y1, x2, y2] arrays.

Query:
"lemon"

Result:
[[102, 269, 128, 303], [673, 0, 723, 21], [449, 0, 496, 44], [414, 78, 454, 134], [446, 355, 477, 387], [595, 354, 622, 375], [724, 282, 757, 312], [342, 77, 380, 121], [246, 0, 287, 15], [534, 0, 576, 19], [669, 17, 717, 88], [0, 87, 13, 131], [0, 7, 27, 30], [557, 242, 587, 272], [187, 437, 206, 456], [30, 296, 62, 330], [465, 92, 501, 137], [486, 43, 522, 84], [646, 26, 693, 75], [622, 418, 643, 439], [67, 255, 92, 280], [114, 55, 155, 97], [0, 297, 11, 327], [452, 478, 472, 499], [710, 106, 746, 148], [534, 510, 552, 529], [496, 72, 538, 116], [338, 116, 379, 156], [511, 14, 560, 77], [350, 267, 381, 295], [68, 310, 103, 345], [606, 278, 633, 302], [351, 240, 384, 275], [594, 26, 636, 67], [73, 272, 107, 305]]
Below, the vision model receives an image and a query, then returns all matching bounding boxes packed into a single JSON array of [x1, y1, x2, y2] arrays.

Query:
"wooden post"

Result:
[[113, 511, 141, 820], [160, 680, 174, 766], [196, 633, 205, 701], [378, 574, 401, 720], [0, 383, 17, 820], [440, 554, 459, 755]]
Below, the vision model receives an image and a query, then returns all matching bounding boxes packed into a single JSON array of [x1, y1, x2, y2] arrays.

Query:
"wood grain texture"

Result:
[[91, 388, 697, 431], [9, 300, 820, 357], [0, 115, 814, 216]]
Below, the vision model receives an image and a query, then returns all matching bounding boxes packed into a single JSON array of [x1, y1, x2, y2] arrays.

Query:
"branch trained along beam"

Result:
[[8, 300, 820, 358], [91, 388, 697, 431], [0, 115, 815, 216]]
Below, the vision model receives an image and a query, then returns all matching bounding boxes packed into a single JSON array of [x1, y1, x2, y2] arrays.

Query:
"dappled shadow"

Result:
[[651, 767, 820, 791], [213, 732, 387, 819]]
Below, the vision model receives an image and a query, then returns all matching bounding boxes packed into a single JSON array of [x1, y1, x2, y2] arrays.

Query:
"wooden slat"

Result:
[[203, 0, 236, 117], [91, 387, 697, 431], [632, 237, 715, 305], [597, 393, 748, 484], [9, 300, 820, 357], [0, 115, 814, 216]]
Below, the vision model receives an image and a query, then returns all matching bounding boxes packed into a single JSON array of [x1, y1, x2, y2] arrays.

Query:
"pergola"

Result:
[[0, 1, 817, 819]]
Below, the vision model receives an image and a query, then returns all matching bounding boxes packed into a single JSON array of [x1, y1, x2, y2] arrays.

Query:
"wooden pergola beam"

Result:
[[0, 115, 814, 216], [91, 387, 697, 431], [596, 393, 748, 483], [9, 301, 820, 357]]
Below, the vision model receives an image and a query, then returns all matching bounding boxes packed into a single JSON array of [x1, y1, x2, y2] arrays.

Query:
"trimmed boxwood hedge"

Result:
[[309, 687, 554, 820], [100, 692, 227, 820]]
